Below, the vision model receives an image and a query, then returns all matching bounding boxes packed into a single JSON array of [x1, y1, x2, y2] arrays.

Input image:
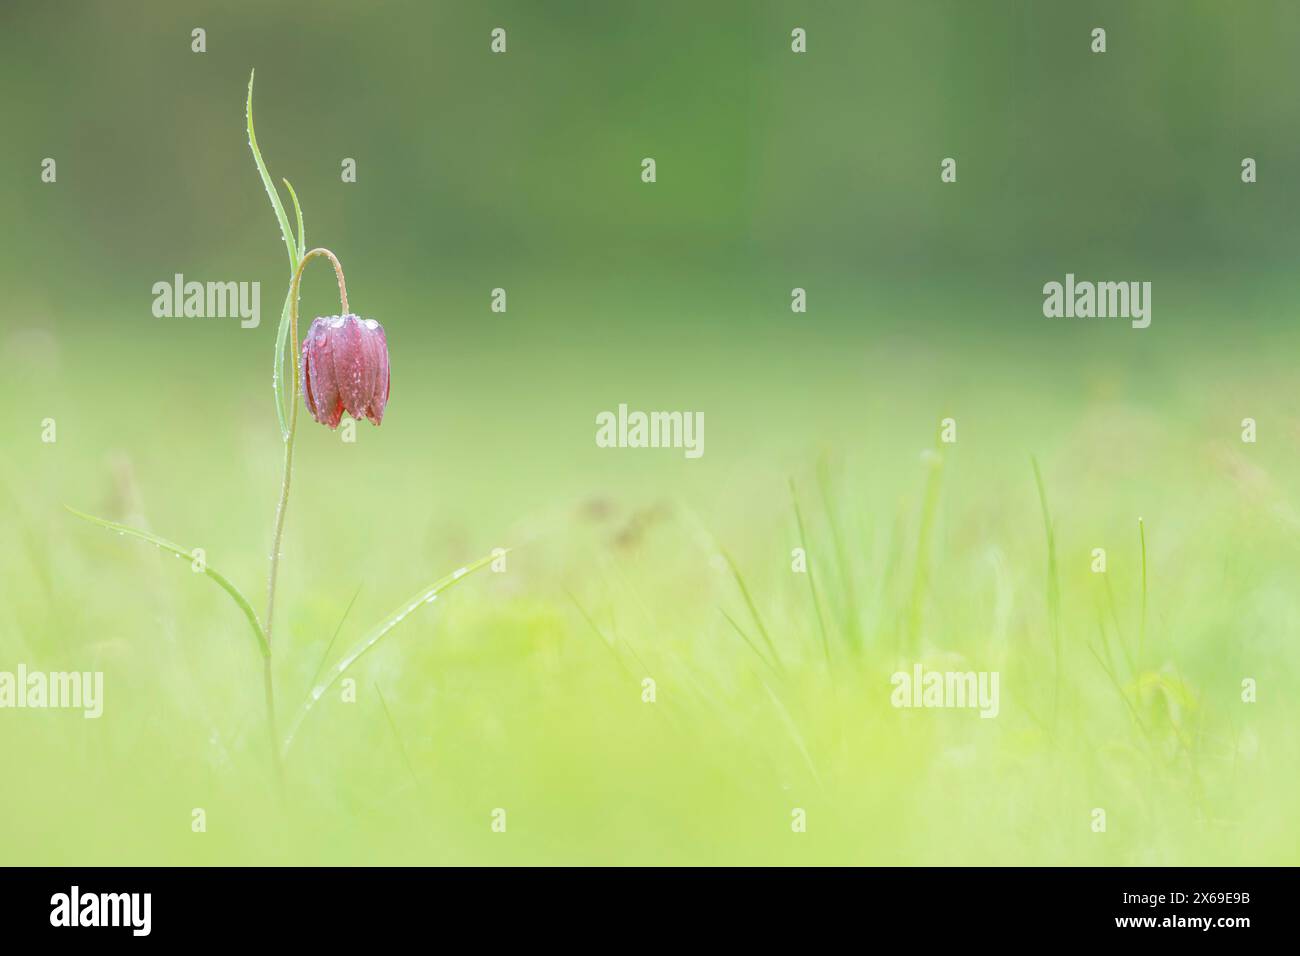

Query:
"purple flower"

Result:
[[300, 314, 390, 428]]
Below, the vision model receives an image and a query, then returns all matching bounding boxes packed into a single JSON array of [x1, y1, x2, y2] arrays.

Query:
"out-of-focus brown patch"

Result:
[[578, 495, 616, 523], [612, 500, 672, 550]]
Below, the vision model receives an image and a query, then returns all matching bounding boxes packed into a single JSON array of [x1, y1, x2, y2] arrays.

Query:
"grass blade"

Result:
[[1086, 642, 1150, 739], [760, 678, 824, 790], [790, 478, 832, 669], [817, 456, 862, 651], [65, 506, 269, 660], [374, 682, 420, 790], [721, 549, 782, 672], [720, 607, 780, 677], [308, 584, 363, 691], [282, 549, 504, 754], [1103, 572, 1136, 678], [567, 589, 633, 678]]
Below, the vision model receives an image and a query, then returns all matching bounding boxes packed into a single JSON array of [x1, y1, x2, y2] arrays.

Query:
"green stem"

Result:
[[263, 247, 349, 782]]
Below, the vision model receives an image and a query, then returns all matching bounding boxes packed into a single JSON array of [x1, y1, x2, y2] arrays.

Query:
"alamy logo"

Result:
[[595, 403, 704, 459], [0, 665, 102, 718], [890, 664, 999, 718], [152, 273, 261, 328], [50, 886, 151, 936], [1042, 273, 1151, 329]]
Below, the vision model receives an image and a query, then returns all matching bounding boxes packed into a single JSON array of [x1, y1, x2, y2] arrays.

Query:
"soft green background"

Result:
[[1, 1, 1297, 864]]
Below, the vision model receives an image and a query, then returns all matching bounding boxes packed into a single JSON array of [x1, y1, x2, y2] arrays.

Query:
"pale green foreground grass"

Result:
[[2, 307, 1298, 865]]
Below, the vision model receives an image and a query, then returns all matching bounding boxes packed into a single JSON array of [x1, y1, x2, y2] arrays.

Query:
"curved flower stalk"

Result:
[[66, 71, 497, 785]]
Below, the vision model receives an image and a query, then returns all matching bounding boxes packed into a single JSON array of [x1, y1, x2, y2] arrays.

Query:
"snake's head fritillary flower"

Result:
[[300, 314, 390, 428]]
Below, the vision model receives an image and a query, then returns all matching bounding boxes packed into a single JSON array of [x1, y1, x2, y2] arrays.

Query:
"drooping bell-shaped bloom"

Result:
[[300, 314, 390, 428]]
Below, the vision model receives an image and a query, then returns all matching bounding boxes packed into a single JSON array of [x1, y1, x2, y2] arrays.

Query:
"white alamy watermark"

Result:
[[595, 404, 704, 459], [1042, 273, 1151, 329], [50, 886, 150, 936], [890, 664, 999, 718], [0, 664, 103, 718], [152, 274, 261, 328]]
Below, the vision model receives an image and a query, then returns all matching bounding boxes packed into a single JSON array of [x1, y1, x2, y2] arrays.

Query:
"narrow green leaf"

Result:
[[248, 70, 302, 442], [65, 506, 270, 660], [283, 178, 305, 262], [282, 550, 505, 754], [271, 284, 294, 441], [279, 179, 307, 432], [246, 70, 297, 273]]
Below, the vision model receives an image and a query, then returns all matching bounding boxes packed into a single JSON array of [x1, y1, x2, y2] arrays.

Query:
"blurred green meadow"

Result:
[[2, 0, 1299, 864]]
